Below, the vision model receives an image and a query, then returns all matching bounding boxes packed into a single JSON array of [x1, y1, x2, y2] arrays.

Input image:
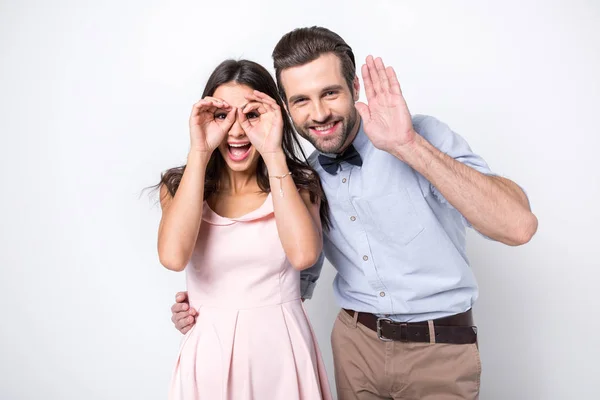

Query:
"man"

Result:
[[170, 27, 537, 399]]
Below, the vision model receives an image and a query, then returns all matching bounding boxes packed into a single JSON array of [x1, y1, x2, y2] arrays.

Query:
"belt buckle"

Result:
[[376, 317, 393, 342]]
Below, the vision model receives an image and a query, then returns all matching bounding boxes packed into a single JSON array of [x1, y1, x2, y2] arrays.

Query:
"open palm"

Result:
[[355, 56, 416, 152]]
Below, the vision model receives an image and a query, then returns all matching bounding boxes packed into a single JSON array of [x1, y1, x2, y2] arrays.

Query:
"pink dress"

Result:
[[168, 193, 332, 400]]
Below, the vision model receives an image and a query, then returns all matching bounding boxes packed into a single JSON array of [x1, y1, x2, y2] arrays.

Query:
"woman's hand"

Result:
[[238, 90, 284, 156], [189, 97, 236, 154]]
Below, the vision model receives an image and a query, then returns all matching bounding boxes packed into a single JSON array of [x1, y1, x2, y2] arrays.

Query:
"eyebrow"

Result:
[[214, 102, 248, 112], [321, 85, 345, 93], [288, 85, 345, 104]]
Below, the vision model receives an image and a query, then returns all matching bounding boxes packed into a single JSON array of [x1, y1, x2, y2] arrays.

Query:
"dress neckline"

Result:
[[202, 192, 273, 226]]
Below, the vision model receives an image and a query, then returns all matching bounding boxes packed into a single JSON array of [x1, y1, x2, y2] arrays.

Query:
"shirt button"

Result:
[[380, 291, 386, 297], [350, 216, 356, 221], [363, 255, 368, 261], [342, 178, 347, 183]]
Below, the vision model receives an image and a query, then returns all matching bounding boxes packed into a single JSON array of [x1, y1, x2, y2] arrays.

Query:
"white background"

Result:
[[1, 1, 599, 399]]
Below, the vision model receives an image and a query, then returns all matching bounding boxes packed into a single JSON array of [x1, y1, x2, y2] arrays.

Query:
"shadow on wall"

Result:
[[469, 232, 548, 400]]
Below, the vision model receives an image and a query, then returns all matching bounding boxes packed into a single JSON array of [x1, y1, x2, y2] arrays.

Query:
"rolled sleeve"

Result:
[[414, 115, 500, 232], [415, 115, 497, 202], [299, 252, 325, 299]]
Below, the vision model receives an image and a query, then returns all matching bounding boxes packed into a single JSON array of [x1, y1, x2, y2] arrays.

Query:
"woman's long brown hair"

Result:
[[154, 59, 330, 229]]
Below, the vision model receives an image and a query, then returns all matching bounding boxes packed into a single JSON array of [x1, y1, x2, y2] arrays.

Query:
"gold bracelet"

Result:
[[269, 171, 292, 197]]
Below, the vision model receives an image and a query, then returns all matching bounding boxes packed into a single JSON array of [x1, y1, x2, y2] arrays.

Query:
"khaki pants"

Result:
[[331, 309, 481, 400]]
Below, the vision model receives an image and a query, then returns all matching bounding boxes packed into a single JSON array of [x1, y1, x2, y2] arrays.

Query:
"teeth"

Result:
[[313, 123, 335, 131], [229, 143, 249, 147]]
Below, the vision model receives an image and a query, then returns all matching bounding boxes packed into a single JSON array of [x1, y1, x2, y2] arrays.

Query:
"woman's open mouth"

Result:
[[227, 142, 252, 161]]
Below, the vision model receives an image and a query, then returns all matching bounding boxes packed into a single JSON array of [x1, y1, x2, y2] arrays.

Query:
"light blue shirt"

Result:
[[300, 115, 496, 322]]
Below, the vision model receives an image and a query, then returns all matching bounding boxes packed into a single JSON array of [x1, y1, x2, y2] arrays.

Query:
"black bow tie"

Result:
[[318, 144, 363, 175]]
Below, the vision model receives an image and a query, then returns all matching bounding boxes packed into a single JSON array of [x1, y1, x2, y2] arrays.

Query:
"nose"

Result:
[[311, 100, 332, 124], [228, 114, 246, 138]]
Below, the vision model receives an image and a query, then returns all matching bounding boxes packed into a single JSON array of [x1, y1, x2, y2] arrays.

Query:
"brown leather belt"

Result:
[[343, 309, 477, 344]]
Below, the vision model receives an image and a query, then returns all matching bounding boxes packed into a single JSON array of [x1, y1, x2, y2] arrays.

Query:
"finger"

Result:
[[246, 94, 281, 114], [374, 57, 390, 92], [171, 308, 189, 324], [192, 99, 215, 112], [191, 100, 210, 116], [264, 100, 281, 115], [221, 107, 237, 131], [355, 101, 371, 122], [254, 100, 282, 121], [244, 93, 277, 109], [366, 55, 382, 95], [237, 108, 253, 132], [251, 90, 279, 106], [203, 96, 229, 108], [386, 66, 402, 95], [191, 99, 221, 116], [361, 63, 375, 101], [180, 325, 192, 335], [171, 312, 194, 326], [264, 101, 279, 115], [171, 301, 189, 314], [197, 98, 232, 112], [206, 99, 232, 110], [175, 315, 195, 331], [242, 102, 268, 115], [173, 309, 192, 324], [175, 291, 188, 302]]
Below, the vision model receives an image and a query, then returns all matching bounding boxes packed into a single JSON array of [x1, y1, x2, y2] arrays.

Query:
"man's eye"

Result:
[[294, 98, 307, 104], [214, 113, 227, 120], [325, 91, 337, 96]]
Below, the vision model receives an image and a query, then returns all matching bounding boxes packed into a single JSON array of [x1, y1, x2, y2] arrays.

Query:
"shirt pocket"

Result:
[[361, 189, 425, 245]]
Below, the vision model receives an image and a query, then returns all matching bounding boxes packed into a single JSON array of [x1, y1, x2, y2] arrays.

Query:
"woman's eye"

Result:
[[214, 113, 227, 120], [246, 112, 259, 119]]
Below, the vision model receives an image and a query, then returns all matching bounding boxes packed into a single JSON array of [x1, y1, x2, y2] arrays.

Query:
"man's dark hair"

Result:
[[272, 26, 356, 102]]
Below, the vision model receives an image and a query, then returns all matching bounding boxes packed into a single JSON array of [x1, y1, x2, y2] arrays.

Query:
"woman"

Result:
[[156, 59, 332, 400]]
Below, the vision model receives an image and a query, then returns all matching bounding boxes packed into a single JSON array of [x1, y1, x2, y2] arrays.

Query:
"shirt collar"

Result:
[[351, 118, 369, 156]]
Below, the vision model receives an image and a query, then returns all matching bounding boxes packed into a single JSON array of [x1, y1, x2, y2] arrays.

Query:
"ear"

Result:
[[352, 76, 360, 102]]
